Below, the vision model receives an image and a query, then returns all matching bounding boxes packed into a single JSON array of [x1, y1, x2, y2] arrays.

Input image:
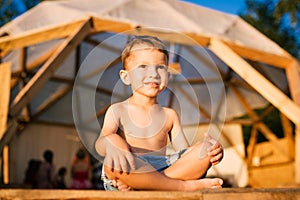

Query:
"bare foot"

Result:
[[185, 178, 223, 191], [113, 179, 133, 191]]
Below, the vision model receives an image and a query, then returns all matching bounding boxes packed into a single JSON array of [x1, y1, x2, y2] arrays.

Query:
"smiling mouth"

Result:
[[144, 82, 160, 88]]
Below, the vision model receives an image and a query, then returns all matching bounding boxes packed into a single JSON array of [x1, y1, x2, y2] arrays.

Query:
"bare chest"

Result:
[[119, 106, 172, 150]]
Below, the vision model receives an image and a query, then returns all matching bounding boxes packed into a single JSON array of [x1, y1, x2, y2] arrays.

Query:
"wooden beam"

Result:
[[2, 186, 300, 199], [209, 38, 300, 126], [19, 47, 31, 122], [124, 28, 209, 47], [280, 113, 295, 159], [184, 45, 226, 77], [183, 33, 292, 69], [26, 45, 58, 72], [0, 62, 11, 141], [32, 85, 72, 119], [11, 45, 58, 78], [9, 18, 92, 117], [247, 126, 258, 166], [10, 78, 18, 89], [286, 59, 300, 183], [92, 17, 133, 33], [296, 126, 300, 183], [223, 41, 293, 69], [230, 85, 290, 159], [0, 18, 90, 54], [3, 146, 9, 184], [0, 119, 18, 153], [286, 60, 300, 106]]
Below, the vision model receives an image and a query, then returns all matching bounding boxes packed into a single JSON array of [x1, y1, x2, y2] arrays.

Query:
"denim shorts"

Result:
[[101, 149, 187, 191]]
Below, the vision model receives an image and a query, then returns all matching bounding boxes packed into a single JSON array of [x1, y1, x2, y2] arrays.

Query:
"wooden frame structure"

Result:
[[0, 15, 300, 187]]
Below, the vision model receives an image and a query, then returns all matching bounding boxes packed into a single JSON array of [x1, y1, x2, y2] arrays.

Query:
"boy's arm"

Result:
[[95, 105, 135, 173], [205, 134, 224, 166], [168, 109, 190, 151], [168, 109, 223, 166]]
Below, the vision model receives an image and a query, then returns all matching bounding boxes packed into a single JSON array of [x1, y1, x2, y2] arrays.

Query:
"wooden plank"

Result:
[[280, 113, 295, 159], [247, 126, 258, 166], [0, 63, 11, 141], [32, 85, 72, 119], [9, 18, 92, 117], [26, 45, 58, 72], [296, 126, 300, 183], [10, 78, 18, 89], [203, 188, 300, 200], [230, 85, 290, 159], [3, 146, 9, 184], [0, 188, 300, 200], [286, 60, 300, 183], [223, 41, 292, 69], [0, 18, 90, 54], [92, 17, 133, 33], [209, 38, 300, 126], [182, 33, 292, 69], [10, 45, 58, 77], [124, 28, 209, 47], [286, 60, 300, 104], [0, 119, 18, 153]]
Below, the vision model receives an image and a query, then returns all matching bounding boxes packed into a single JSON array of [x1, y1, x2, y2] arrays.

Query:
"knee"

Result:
[[104, 165, 117, 180]]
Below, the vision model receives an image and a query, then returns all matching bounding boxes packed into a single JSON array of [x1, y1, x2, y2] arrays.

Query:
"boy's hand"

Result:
[[104, 134, 136, 174], [207, 139, 224, 166]]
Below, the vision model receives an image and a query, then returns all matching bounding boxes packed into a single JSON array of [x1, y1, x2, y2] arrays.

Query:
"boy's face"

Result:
[[120, 48, 169, 98]]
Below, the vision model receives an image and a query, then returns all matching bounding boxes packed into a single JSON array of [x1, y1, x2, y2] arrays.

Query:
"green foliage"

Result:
[[0, 0, 42, 27], [240, 0, 300, 58], [275, 0, 300, 24], [0, 0, 19, 27]]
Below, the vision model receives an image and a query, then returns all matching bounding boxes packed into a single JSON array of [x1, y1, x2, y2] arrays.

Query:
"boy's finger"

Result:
[[113, 158, 121, 172], [126, 153, 136, 170], [104, 156, 113, 170], [119, 156, 129, 174], [208, 146, 223, 156], [208, 142, 221, 151]]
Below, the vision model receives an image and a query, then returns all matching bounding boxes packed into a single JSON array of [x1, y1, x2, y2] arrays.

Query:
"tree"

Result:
[[239, 0, 300, 58], [0, 0, 20, 27], [275, 0, 300, 24], [0, 0, 41, 27]]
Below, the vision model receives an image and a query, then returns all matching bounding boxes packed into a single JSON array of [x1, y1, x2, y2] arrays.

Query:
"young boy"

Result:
[[95, 35, 224, 191]]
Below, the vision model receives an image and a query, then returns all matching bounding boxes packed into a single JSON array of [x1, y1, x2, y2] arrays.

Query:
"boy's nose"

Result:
[[148, 65, 159, 78]]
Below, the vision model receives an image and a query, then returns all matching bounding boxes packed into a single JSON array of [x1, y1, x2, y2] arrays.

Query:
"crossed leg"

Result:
[[104, 142, 223, 191]]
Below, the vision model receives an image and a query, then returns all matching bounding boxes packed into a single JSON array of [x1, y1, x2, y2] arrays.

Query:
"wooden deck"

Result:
[[1, 188, 300, 200]]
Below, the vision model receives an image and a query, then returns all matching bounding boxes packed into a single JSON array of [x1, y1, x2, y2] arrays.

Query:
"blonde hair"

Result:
[[121, 35, 169, 68]]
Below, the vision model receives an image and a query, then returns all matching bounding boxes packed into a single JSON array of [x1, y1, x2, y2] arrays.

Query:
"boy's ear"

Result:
[[119, 69, 131, 85]]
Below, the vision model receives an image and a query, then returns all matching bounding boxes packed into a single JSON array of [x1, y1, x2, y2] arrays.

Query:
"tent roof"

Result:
[[0, 0, 290, 59], [0, 0, 299, 126]]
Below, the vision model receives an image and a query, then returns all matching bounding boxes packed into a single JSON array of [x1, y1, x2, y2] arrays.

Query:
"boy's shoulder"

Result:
[[162, 106, 179, 116], [108, 100, 128, 110]]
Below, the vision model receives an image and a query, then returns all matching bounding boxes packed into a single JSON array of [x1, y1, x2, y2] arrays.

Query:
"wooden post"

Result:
[[0, 62, 11, 140], [286, 60, 300, 183], [0, 62, 11, 184]]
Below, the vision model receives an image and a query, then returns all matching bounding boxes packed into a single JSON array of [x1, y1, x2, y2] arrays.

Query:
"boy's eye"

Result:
[[156, 65, 167, 70], [138, 64, 147, 69]]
